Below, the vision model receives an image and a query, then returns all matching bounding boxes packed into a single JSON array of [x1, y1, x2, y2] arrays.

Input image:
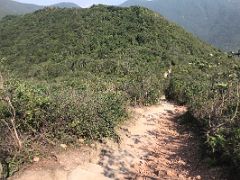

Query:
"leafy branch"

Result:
[[0, 73, 22, 150]]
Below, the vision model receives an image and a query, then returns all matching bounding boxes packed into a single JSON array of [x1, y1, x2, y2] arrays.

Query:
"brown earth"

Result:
[[10, 100, 226, 180]]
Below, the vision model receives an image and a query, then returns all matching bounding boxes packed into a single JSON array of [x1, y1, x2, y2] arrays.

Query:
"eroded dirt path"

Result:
[[11, 101, 225, 180]]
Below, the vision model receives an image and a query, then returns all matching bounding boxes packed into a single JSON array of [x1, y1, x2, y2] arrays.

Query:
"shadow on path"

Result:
[[98, 102, 226, 180]]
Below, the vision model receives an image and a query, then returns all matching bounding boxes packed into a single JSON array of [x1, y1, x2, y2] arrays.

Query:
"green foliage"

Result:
[[166, 56, 240, 172], [0, 5, 239, 176], [0, 79, 127, 174], [0, 5, 215, 106]]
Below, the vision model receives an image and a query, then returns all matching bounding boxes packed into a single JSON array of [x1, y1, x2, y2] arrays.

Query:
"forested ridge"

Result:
[[0, 5, 240, 178]]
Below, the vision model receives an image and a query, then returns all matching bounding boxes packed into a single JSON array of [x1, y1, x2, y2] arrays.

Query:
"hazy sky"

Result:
[[14, 0, 126, 7]]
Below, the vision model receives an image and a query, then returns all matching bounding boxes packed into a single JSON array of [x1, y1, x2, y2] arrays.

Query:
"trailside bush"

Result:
[[51, 88, 127, 140], [166, 61, 240, 173], [118, 74, 164, 105], [0, 79, 127, 174]]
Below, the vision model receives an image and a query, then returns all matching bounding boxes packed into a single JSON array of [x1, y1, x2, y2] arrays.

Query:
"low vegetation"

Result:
[[0, 5, 240, 177], [167, 58, 240, 174]]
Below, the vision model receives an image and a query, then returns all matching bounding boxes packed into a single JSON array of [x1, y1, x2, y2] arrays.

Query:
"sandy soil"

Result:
[[10, 100, 225, 180]]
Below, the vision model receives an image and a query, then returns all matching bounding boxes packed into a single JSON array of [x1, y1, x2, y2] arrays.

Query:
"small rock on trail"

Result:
[[11, 101, 225, 180]]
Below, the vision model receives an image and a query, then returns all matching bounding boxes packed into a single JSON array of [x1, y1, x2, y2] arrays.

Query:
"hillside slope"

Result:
[[0, 5, 218, 79], [121, 0, 240, 51], [0, 5, 240, 177]]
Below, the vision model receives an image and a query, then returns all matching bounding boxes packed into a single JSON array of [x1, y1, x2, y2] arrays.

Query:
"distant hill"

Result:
[[0, 0, 40, 19], [50, 2, 80, 8], [121, 0, 240, 51], [0, 0, 80, 19]]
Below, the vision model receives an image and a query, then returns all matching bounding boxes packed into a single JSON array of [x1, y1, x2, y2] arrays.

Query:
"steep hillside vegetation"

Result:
[[0, 0, 80, 19], [0, 5, 217, 80], [0, 5, 240, 177], [121, 0, 240, 51]]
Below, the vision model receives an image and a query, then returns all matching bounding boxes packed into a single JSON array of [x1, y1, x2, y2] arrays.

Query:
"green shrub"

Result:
[[166, 61, 240, 172], [0, 79, 127, 174]]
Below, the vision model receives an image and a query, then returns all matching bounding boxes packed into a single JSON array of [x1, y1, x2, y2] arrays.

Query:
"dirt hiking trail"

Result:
[[11, 100, 225, 180]]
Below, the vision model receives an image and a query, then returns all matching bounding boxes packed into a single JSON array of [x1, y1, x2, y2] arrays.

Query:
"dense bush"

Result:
[[166, 58, 240, 173], [0, 78, 128, 174]]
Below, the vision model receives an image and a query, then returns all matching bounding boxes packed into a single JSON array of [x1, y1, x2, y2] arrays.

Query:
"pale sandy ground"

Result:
[[10, 100, 225, 180]]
